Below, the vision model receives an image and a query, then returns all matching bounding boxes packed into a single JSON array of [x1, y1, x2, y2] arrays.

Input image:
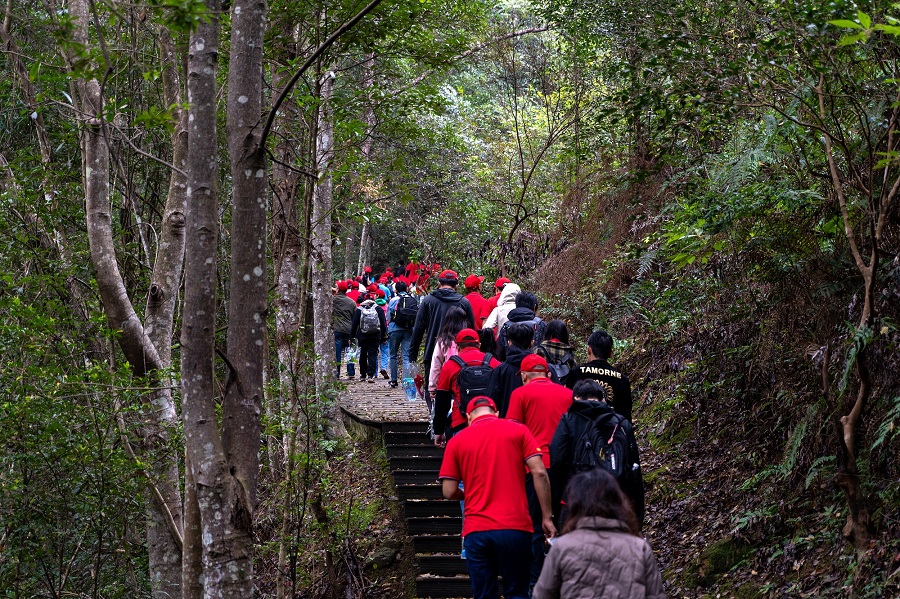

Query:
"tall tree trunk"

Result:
[[357, 219, 371, 275], [311, 70, 337, 392], [66, 1, 184, 595], [342, 226, 356, 279]]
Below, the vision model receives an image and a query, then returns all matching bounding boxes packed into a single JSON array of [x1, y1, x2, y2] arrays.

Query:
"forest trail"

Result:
[[340, 380, 471, 598]]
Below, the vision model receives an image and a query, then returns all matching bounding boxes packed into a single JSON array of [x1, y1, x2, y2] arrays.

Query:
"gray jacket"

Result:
[[533, 517, 666, 599]]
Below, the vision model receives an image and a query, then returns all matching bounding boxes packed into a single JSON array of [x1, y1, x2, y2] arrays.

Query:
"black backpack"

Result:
[[547, 350, 574, 385], [570, 410, 630, 480], [392, 293, 418, 329], [451, 353, 494, 417]]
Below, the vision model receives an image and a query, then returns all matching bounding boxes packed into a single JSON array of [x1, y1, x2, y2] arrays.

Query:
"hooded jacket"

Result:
[[483, 283, 521, 331], [332, 293, 357, 336], [409, 287, 476, 367], [549, 400, 644, 524], [349, 298, 387, 342], [532, 517, 665, 599]]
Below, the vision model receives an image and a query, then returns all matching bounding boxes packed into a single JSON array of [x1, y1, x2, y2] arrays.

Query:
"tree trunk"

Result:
[[357, 219, 371, 276], [66, 1, 184, 595], [342, 226, 356, 279], [311, 70, 337, 392]]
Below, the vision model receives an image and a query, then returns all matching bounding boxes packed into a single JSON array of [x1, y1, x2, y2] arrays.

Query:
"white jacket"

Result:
[[483, 283, 520, 331]]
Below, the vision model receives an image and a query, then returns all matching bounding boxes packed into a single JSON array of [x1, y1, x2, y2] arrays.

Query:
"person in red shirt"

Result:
[[506, 353, 574, 593], [345, 279, 361, 304], [462, 274, 490, 328], [482, 277, 511, 324], [439, 396, 556, 599], [432, 328, 501, 445]]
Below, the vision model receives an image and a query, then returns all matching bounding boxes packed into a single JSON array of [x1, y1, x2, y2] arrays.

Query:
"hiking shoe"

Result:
[[366, 377, 375, 383], [389, 380, 398, 388], [380, 368, 389, 379]]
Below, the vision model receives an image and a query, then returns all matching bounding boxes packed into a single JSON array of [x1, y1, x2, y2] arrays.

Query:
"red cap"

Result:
[[464, 274, 485, 289], [494, 277, 511, 289], [376, 289, 386, 298], [520, 354, 550, 374], [438, 269, 459, 281], [379, 276, 388, 284], [364, 266, 372, 273], [337, 281, 349, 292], [386, 267, 393, 272], [455, 328, 480, 344], [467, 396, 497, 415], [367, 283, 379, 292]]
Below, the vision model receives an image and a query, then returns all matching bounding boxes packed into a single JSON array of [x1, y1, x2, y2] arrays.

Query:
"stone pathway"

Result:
[[339, 377, 430, 424]]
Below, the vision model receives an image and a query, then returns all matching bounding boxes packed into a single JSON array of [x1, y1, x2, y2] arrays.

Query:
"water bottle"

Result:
[[402, 377, 417, 401]]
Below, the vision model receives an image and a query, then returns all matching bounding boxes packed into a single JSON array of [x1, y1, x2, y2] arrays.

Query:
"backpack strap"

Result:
[[450, 355, 466, 368], [481, 353, 493, 367]]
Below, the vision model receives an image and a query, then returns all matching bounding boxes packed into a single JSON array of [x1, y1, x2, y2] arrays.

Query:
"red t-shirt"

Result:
[[346, 289, 361, 303], [464, 292, 490, 328], [439, 414, 541, 536], [436, 348, 501, 429], [506, 378, 573, 469], [482, 293, 501, 322]]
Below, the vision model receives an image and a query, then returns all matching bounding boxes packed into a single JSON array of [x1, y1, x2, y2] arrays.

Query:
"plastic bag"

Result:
[[344, 343, 360, 364]]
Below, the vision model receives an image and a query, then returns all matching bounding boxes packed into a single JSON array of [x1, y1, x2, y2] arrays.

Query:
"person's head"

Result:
[[478, 328, 498, 356], [562, 469, 640, 536], [395, 281, 408, 293], [493, 277, 511, 294], [571, 379, 606, 403], [515, 291, 539, 312], [545, 319, 570, 345], [336, 280, 349, 295], [464, 274, 485, 292], [507, 322, 535, 350], [438, 269, 459, 288], [519, 354, 550, 384], [437, 306, 468, 347], [455, 328, 480, 350], [587, 330, 613, 360], [466, 396, 497, 423]]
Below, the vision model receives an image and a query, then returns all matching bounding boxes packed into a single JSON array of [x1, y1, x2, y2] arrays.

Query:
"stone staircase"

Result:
[[382, 421, 471, 598]]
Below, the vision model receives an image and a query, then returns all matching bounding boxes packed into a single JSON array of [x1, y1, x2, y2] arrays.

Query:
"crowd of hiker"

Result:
[[332, 264, 665, 599]]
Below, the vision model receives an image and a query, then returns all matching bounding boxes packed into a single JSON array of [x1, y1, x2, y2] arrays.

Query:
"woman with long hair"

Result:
[[427, 307, 470, 398], [534, 319, 577, 387], [533, 469, 665, 599]]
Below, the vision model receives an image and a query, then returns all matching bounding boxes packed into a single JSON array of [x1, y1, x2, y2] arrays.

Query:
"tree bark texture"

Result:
[[311, 71, 337, 390], [67, 1, 184, 594], [182, 1, 257, 596]]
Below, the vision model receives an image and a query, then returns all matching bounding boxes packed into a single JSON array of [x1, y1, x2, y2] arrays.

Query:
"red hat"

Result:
[[467, 396, 497, 415], [364, 266, 372, 273], [464, 274, 485, 289], [376, 289, 386, 298], [494, 277, 511, 289], [367, 283, 379, 292], [379, 276, 388, 284], [337, 280, 349, 292], [438, 269, 459, 281], [386, 267, 393, 272], [520, 354, 550, 374], [455, 328, 480, 344]]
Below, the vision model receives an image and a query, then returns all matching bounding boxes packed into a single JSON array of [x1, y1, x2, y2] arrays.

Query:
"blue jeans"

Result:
[[463, 529, 531, 599], [334, 332, 355, 377], [379, 339, 390, 372], [388, 328, 412, 382]]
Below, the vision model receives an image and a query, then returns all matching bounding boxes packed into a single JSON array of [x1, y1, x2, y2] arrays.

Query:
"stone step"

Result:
[[391, 456, 443, 472], [385, 431, 433, 446], [417, 555, 469, 576], [382, 421, 431, 434], [393, 470, 440, 485], [404, 500, 461, 518], [415, 575, 472, 598], [407, 517, 463, 535], [413, 535, 465, 555], [397, 484, 446, 500], [386, 444, 444, 459]]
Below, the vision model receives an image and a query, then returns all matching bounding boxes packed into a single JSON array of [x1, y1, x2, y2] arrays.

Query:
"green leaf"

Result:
[[828, 19, 863, 30], [838, 32, 868, 46], [857, 11, 871, 29], [874, 24, 900, 36]]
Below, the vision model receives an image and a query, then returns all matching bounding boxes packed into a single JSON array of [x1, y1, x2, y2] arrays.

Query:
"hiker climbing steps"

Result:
[[340, 381, 471, 598]]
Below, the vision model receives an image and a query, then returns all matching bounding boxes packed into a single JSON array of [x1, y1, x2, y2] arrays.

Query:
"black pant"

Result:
[[358, 338, 380, 378], [525, 471, 550, 591]]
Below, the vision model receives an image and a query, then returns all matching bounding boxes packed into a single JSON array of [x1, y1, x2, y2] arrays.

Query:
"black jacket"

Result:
[[485, 344, 531, 418], [549, 399, 645, 525], [349, 300, 387, 342], [409, 288, 476, 366], [566, 359, 633, 421], [494, 307, 547, 361]]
